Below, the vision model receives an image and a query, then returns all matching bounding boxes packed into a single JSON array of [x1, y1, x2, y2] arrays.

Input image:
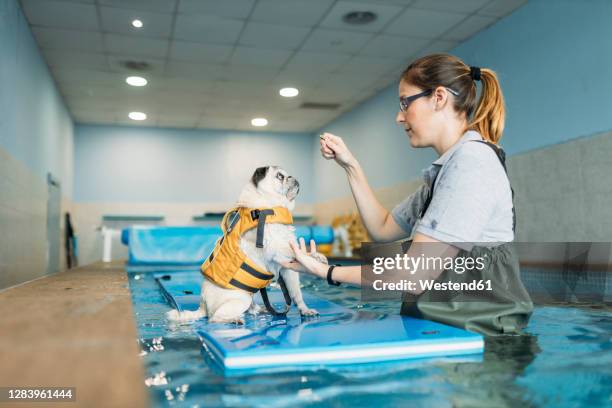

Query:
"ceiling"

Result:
[[20, 0, 528, 132]]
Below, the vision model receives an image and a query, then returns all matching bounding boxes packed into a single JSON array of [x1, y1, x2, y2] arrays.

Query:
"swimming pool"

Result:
[[128, 270, 611, 407]]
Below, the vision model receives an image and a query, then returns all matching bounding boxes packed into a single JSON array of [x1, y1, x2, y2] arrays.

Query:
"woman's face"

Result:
[[396, 80, 440, 148]]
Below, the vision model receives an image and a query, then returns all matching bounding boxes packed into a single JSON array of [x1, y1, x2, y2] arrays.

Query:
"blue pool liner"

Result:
[[293, 225, 312, 243], [155, 271, 484, 374], [310, 225, 334, 244], [123, 224, 334, 271], [123, 226, 222, 266]]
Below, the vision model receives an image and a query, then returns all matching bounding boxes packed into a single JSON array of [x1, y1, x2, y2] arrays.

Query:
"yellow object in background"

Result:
[[331, 213, 369, 252], [316, 243, 333, 257]]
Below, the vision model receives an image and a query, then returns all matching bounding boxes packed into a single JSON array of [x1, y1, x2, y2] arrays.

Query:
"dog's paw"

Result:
[[223, 316, 245, 325], [166, 309, 181, 321], [247, 303, 263, 316], [210, 315, 245, 325], [299, 307, 319, 317], [309, 252, 328, 264]]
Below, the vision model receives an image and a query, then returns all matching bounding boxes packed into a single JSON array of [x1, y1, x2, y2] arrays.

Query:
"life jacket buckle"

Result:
[[250, 209, 260, 220]]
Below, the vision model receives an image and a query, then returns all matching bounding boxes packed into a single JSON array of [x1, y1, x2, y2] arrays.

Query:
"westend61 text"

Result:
[[372, 279, 493, 292]]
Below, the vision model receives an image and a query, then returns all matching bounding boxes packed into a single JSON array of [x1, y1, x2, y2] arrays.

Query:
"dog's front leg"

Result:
[[280, 268, 318, 317]]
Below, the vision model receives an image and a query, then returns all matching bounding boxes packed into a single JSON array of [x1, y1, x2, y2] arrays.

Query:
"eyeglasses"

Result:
[[399, 88, 459, 112]]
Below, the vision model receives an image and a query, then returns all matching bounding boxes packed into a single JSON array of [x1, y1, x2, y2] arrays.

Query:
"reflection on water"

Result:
[[128, 272, 611, 408]]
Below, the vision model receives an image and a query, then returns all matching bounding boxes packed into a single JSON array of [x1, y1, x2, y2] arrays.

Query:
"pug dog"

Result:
[[167, 166, 325, 324]]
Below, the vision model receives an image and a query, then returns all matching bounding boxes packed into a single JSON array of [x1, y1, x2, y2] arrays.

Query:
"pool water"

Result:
[[128, 271, 611, 408]]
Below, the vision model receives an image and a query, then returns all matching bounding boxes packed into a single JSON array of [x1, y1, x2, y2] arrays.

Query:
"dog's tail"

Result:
[[166, 307, 206, 322]]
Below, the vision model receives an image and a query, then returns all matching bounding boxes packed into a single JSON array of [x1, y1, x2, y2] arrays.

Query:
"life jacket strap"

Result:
[[227, 262, 274, 292], [251, 209, 275, 248], [229, 278, 259, 293], [226, 211, 241, 233], [259, 276, 292, 316]]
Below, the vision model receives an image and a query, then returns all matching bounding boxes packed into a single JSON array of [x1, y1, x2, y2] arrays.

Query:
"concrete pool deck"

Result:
[[0, 261, 149, 407]]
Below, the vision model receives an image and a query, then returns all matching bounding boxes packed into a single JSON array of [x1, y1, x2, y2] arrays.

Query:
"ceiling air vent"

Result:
[[342, 11, 377, 25], [120, 60, 151, 72], [300, 102, 341, 110]]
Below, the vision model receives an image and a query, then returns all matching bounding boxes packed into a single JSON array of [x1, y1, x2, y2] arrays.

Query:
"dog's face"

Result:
[[251, 166, 300, 202]]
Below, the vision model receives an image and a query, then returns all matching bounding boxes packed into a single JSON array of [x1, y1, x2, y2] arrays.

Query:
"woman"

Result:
[[283, 54, 533, 335]]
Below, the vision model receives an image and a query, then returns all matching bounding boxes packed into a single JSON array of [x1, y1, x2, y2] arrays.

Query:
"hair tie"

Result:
[[470, 66, 481, 81]]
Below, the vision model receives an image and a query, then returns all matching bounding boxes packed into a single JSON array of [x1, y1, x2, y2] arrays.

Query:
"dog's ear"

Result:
[[251, 166, 269, 187]]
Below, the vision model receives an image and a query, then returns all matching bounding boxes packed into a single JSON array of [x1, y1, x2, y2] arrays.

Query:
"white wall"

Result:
[[0, 0, 74, 197], [75, 125, 314, 203], [0, 0, 74, 289]]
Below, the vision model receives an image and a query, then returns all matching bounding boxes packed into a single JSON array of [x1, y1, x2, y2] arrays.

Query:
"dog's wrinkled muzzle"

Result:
[[286, 177, 300, 201]]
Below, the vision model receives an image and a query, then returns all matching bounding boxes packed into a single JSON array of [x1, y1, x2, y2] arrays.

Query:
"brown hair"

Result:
[[401, 53, 506, 144]]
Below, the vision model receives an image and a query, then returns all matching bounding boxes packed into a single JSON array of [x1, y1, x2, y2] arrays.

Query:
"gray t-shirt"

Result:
[[391, 131, 514, 250]]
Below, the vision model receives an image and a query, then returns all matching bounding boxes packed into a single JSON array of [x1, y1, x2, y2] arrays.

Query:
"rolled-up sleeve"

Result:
[[391, 183, 430, 234], [415, 144, 503, 248]]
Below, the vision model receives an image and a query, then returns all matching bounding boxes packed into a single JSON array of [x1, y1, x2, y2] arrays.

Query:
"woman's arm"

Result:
[[320, 133, 407, 243], [303, 261, 362, 286], [281, 239, 362, 285], [284, 234, 459, 290]]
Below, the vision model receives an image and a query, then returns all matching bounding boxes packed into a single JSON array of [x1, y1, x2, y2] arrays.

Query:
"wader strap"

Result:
[[259, 276, 292, 316], [420, 173, 439, 219], [251, 209, 275, 248], [420, 140, 516, 233], [474, 141, 516, 233], [401, 240, 411, 254]]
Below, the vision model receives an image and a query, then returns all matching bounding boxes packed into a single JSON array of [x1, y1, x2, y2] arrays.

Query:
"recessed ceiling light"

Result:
[[251, 118, 268, 127], [132, 19, 143, 28], [279, 87, 299, 97], [129, 112, 147, 121], [126, 76, 148, 87]]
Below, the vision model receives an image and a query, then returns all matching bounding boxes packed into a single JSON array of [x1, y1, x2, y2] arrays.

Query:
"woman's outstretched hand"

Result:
[[280, 238, 327, 278], [320, 132, 357, 169]]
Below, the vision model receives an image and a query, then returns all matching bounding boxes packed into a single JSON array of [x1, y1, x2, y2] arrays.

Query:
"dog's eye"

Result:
[[276, 173, 285, 181]]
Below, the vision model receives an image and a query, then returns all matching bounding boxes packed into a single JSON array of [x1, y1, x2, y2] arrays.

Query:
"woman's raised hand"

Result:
[[320, 132, 357, 169], [280, 238, 326, 277]]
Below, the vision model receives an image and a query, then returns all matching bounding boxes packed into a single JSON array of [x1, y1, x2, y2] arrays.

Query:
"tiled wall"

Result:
[[70, 202, 314, 266], [0, 146, 71, 289], [509, 130, 612, 242], [314, 131, 612, 243]]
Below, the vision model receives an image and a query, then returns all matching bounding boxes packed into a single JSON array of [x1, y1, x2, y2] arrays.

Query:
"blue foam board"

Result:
[[155, 271, 484, 373]]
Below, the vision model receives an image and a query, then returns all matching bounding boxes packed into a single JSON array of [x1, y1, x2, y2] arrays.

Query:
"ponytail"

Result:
[[401, 54, 507, 144], [468, 68, 505, 144]]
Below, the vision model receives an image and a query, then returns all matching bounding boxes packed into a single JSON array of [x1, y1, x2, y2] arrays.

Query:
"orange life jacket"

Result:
[[201, 206, 293, 293]]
